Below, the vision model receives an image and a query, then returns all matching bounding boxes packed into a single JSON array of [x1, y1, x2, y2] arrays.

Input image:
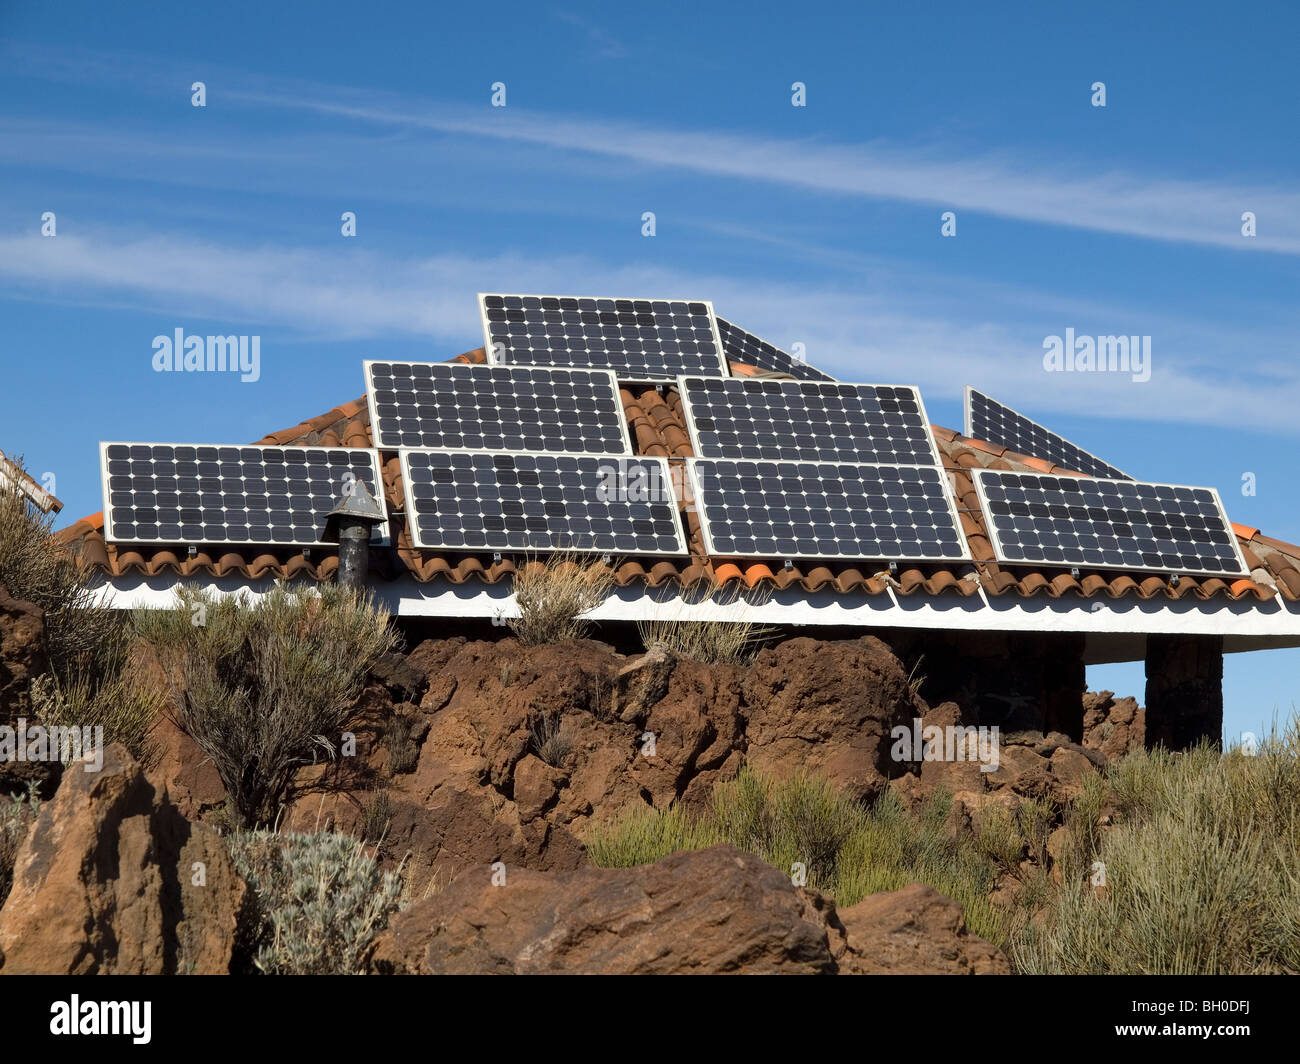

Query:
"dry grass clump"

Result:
[[0, 463, 162, 763], [135, 583, 397, 828], [636, 584, 775, 666], [508, 552, 614, 645], [1014, 721, 1300, 974]]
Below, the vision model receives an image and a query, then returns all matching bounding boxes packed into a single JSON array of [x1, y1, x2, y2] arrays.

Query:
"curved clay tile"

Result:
[[77, 533, 111, 570], [245, 553, 282, 580], [1079, 573, 1109, 597], [1274, 568, 1300, 600], [795, 565, 831, 591], [1230, 578, 1269, 600], [283, 555, 314, 578], [1048, 572, 1081, 597], [743, 563, 775, 588], [1016, 572, 1050, 596], [982, 570, 1018, 595], [712, 562, 744, 587], [925, 570, 961, 595], [966, 535, 995, 563], [1136, 576, 1167, 599], [894, 568, 923, 594], [1103, 575, 1137, 598]]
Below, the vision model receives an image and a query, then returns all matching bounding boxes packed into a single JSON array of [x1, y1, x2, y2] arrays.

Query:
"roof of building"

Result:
[[57, 346, 1300, 607]]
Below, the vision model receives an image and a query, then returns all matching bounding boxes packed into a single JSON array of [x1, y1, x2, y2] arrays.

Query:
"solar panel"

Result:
[[687, 458, 969, 561], [972, 469, 1247, 577], [715, 317, 835, 381], [965, 387, 1130, 479], [679, 377, 942, 467], [479, 293, 729, 381], [400, 450, 687, 555], [365, 361, 630, 455], [101, 443, 389, 546]]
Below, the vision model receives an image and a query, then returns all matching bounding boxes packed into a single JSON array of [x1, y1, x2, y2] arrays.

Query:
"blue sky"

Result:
[[1, 1, 1297, 738]]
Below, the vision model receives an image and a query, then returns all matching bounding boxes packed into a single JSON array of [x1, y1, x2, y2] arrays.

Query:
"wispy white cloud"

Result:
[[552, 11, 627, 59], [221, 85, 1300, 255], [3, 228, 1296, 434], [3, 44, 1295, 254]]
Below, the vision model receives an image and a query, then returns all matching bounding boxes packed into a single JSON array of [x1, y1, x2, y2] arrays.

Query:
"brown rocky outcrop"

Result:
[[0, 743, 244, 974], [743, 636, 923, 801], [143, 632, 1104, 891], [1083, 690, 1145, 761], [370, 844, 1008, 975], [833, 882, 1010, 974], [204, 634, 930, 884]]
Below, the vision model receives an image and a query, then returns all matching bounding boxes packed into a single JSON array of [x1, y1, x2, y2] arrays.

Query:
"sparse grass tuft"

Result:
[[529, 713, 573, 768], [384, 712, 420, 776], [636, 584, 775, 666], [508, 552, 614, 645], [361, 790, 391, 843]]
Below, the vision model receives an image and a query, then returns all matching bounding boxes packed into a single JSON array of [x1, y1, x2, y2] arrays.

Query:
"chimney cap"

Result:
[[327, 478, 386, 525]]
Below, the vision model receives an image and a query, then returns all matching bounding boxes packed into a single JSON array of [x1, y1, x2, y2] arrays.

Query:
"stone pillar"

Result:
[[1144, 635, 1223, 751], [1041, 632, 1087, 742]]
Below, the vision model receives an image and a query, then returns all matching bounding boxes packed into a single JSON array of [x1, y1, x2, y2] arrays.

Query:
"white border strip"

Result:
[[362, 360, 632, 457], [971, 467, 1251, 579], [96, 573, 1300, 650], [685, 456, 972, 564], [398, 449, 689, 556], [100, 442, 391, 548]]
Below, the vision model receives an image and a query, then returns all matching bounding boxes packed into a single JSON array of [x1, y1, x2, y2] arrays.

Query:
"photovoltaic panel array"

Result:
[[101, 443, 388, 546], [679, 377, 940, 466], [972, 469, 1247, 577], [365, 361, 630, 455], [715, 317, 835, 381], [687, 459, 968, 561], [401, 450, 687, 555], [479, 294, 729, 380], [965, 387, 1130, 480]]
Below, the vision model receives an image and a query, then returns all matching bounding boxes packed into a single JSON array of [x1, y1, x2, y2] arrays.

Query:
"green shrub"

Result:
[[0, 464, 161, 762], [227, 829, 402, 975], [0, 783, 41, 905], [135, 583, 397, 827], [585, 804, 722, 867]]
